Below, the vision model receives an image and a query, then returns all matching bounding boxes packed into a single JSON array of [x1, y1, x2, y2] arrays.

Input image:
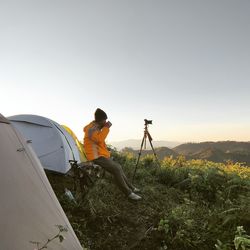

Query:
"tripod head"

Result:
[[143, 119, 153, 143], [144, 119, 152, 126]]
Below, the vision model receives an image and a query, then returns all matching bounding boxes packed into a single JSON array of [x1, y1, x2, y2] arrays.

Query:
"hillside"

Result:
[[189, 147, 250, 164], [173, 141, 250, 165], [173, 141, 250, 155], [121, 146, 178, 160], [46, 150, 250, 250], [119, 142, 250, 165], [109, 139, 181, 150], [190, 147, 229, 162]]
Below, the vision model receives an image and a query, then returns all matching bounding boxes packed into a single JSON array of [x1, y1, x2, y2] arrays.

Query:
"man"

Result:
[[83, 108, 141, 200]]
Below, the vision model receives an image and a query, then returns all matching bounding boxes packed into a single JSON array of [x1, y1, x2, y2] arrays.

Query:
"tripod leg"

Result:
[[148, 134, 161, 167], [132, 136, 145, 182]]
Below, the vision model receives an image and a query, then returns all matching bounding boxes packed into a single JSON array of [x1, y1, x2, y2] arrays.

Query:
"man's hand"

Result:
[[104, 121, 112, 128]]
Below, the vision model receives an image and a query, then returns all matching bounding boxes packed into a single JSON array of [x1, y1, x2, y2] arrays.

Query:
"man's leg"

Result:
[[121, 171, 135, 190], [93, 157, 132, 196]]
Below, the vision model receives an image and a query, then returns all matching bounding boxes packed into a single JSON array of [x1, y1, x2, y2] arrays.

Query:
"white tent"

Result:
[[0, 114, 83, 250], [8, 114, 81, 174]]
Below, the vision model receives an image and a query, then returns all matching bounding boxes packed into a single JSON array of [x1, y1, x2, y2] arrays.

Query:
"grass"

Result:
[[46, 150, 250, 250]]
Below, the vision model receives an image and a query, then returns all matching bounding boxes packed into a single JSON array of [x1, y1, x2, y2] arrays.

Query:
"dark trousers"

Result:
[[93, 157, 134, 196]]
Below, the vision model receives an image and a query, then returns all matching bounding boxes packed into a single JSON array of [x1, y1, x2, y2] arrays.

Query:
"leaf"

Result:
[[59, 235, 65, 243], [56, 225, 68, 232]]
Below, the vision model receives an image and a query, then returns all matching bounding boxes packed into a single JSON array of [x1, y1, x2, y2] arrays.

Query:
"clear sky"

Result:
[[1, 0, 250, 143]]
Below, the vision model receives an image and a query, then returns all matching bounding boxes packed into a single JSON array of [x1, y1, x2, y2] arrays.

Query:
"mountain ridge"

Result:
[[118, 140, 250, 165], [109, 139, 181, 150]]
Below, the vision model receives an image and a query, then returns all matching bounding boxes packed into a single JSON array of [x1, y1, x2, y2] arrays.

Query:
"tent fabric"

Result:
[[8, 114, 82, 174], [0, 114, 83, 250], [9, 114, 53, 127], [0, 114, 10, 124], [62, 124, 87, 162]]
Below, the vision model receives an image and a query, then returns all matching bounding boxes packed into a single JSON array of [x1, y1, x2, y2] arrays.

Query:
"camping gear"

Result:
[[0, 114, 82, 250], [8, 114, 82, 174], [62, 124, 86, 162]]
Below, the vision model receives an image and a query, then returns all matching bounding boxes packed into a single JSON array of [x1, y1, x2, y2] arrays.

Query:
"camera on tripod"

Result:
[[144, 119, 152, 125], [133, 118, 160, 181]]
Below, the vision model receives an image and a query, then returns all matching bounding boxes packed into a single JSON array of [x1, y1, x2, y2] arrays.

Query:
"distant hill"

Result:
[[190, 147, 229, 162], [110, 139, 181, 150], [121, 146, 178, 160], [118, 141, 250, 165], [173, 141, 250, 165], [173, 141, 250, 155]]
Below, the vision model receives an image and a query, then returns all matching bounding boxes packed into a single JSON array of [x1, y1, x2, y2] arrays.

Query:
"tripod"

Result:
[[132, 119, 160, 181]]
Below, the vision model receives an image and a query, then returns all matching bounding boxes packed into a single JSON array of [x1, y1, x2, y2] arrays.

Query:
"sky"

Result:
[[0, 0, 250, 143]]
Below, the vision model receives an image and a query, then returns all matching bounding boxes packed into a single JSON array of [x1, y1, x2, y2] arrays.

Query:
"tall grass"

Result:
[[47, 150, 250, 250]]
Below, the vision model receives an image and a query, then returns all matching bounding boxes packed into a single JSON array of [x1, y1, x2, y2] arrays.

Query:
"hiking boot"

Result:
[[128, 192, 142, 201]]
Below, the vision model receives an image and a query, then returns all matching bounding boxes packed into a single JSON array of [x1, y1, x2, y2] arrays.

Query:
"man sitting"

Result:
[[83, 108, 141, 201]]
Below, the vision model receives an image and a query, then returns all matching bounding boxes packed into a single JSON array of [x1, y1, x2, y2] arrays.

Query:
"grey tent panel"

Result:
[[0, 114, 10, 124], [0, 114, 82, 249], [8, 114, 81, 173], [9, 114, 53, 127]]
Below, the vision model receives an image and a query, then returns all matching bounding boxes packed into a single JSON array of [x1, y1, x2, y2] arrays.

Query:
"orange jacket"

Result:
[[83, 121, 110, 161]]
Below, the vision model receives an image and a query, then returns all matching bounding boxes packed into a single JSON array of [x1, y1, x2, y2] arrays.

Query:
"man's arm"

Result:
[[90, 126, 110, 143]]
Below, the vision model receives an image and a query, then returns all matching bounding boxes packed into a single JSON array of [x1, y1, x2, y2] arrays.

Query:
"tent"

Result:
[[62, 124, 86, 162], [0, 114, 83, 250], [8, 114, 82, 174]]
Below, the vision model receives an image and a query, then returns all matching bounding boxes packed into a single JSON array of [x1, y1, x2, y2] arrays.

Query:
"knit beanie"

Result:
[[94, 108, 108, 122]]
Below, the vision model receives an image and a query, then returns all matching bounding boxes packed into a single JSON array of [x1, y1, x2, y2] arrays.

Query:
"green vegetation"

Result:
[[46, 150, 250, 250], [30, 225, 68, 250]]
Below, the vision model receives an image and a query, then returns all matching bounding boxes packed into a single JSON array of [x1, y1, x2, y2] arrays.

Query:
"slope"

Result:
[[46, 149, 250, 250]]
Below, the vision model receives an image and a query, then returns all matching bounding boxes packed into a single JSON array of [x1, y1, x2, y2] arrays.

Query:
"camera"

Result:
[[144, 119, 152, 125]]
